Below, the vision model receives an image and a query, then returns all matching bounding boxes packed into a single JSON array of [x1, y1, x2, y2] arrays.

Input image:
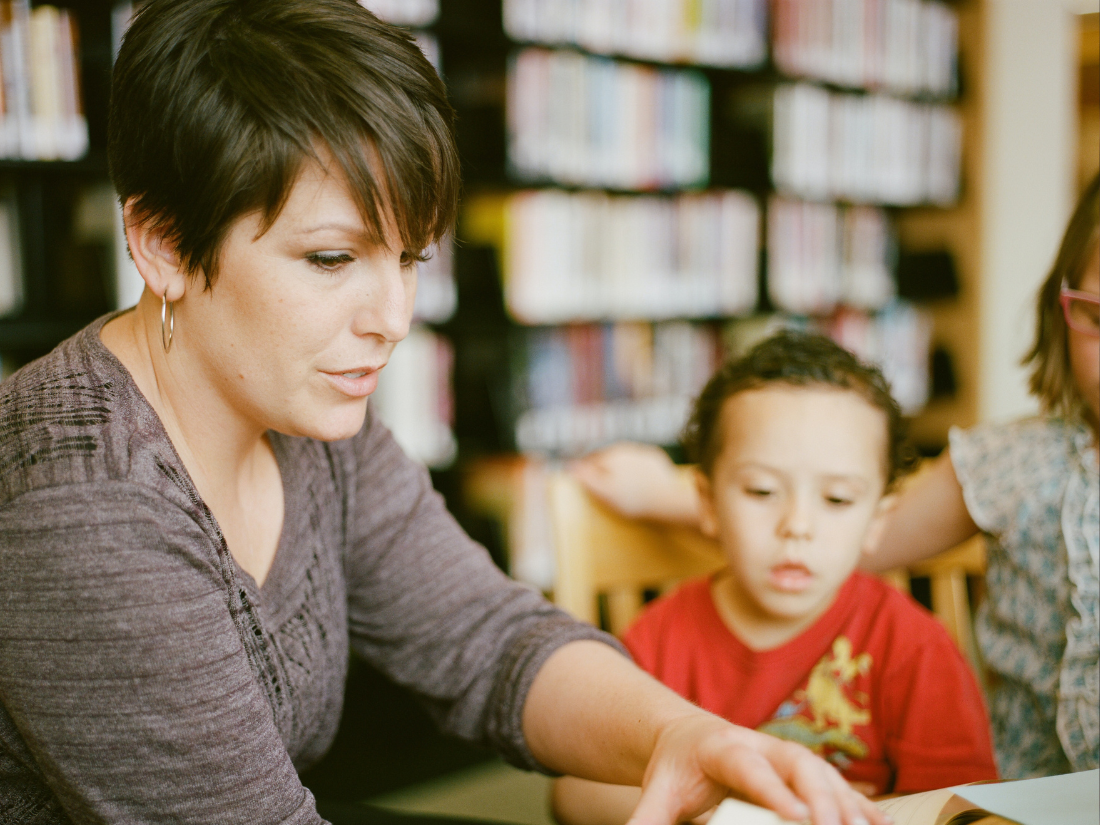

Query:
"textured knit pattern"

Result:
[[0, 316, 618, 824], [950, 417, 1099, 778]]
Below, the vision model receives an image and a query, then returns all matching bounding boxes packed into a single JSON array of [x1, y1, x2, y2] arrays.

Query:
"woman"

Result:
[[0, 2, 883, 824]]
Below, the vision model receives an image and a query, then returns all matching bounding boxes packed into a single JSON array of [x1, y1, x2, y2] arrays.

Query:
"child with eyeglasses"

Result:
[[876, 172, 1099, 778], [570, 173, 1099, 780]]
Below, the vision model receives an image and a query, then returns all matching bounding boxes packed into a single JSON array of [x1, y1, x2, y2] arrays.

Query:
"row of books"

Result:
[[774, 0, 958, 97], [767, 197, 895, 315], [508, 47, 710, 190], [516, 320, 721, 455], [513, 304, 932, 457], [505, 189, 759, 324], [771, 82, 962, 205], [503, 0, 767, 69], [358, 0, 438, 27], [370, 325, 456, 468], [0, 2, 88, 161], [731, 305, 933, 413]]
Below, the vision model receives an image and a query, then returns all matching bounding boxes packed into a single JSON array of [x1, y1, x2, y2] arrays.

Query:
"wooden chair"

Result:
[[547, 471, 987, 674], [880, 536, 986, 674], [548, 471, 725, 636]]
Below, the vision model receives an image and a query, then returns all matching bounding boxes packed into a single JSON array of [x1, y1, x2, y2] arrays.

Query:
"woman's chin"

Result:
[[284, 401, 370, 442]]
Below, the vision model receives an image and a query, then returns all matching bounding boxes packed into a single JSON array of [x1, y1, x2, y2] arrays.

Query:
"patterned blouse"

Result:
[[950, 417, 1099, 778]]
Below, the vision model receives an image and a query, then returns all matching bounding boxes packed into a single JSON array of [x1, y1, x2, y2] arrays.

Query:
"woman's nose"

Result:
[[351, 256, 415, 343]]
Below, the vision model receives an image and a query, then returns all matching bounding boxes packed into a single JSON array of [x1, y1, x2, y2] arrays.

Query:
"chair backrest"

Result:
[[548, 470, 987, 673], [548, 471, 725, 636], [880, 535, 986, 674]]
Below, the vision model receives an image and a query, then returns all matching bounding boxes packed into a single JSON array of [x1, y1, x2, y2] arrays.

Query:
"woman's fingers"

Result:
[[763, 738, 887, 825], [699, 728, 889, 825]]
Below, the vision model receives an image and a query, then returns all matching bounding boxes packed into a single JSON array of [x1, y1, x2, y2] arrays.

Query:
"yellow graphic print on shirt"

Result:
[[756, 637, 872, 770]]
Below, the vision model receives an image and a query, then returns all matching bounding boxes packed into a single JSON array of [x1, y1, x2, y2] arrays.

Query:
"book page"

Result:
[[951, 769, 1100, 825], [874, 788, 986, 825]]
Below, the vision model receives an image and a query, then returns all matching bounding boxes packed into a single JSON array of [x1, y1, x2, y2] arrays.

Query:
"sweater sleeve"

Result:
[[340, 412, 625, 772], [879, 603, 998, 792], [0, 482, 324, 824]]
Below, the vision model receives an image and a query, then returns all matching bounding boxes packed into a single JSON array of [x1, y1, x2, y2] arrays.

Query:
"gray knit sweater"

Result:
[[0, 316, 615, 824]]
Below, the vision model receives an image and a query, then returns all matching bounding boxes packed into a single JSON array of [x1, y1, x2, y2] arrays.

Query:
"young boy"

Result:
[[553, 333, 997, 825]]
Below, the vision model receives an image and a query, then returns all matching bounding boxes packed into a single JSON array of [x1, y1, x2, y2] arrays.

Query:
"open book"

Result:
[[707, 769, 1099, 825]]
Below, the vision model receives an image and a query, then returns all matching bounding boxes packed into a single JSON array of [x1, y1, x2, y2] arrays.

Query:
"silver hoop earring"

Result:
[[161, 292, 175, 353]]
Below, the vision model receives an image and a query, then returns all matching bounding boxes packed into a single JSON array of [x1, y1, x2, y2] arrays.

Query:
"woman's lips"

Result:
[[322, 367, 382, 398], [768, 562, 814, 593]]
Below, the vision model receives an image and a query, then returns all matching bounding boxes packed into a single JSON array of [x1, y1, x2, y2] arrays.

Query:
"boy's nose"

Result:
[[778, 495, 814, 540]]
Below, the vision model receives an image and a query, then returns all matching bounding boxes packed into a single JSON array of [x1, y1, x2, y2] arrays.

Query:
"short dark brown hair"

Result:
[[682, 332, 917, 487], [109, 0, 460, 287], [1023, 172, 1100, 420]]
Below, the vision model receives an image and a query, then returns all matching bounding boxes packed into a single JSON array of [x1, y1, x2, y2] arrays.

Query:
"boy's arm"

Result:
[[552, 777, 644, 825]]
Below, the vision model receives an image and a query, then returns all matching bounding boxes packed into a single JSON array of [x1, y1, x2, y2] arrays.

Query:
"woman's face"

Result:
[[179, 157, 416, 442], [1069, 243, 1100, 435]]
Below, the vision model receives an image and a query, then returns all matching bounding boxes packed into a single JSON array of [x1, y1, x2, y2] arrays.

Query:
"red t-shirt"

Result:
[[623, 572, 997, 794]]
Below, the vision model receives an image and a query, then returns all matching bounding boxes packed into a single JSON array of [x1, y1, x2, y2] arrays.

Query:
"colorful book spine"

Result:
[[507, 47, 710, 190], [0, 1, 87, 161], [504, 189, 759, 323], [503, 0, 768, 69]]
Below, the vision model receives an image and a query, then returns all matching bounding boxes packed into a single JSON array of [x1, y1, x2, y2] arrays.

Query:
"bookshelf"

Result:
[[448, 0, 962, 460], [0, 0, 115, 378], [440, 0, 968, 591]]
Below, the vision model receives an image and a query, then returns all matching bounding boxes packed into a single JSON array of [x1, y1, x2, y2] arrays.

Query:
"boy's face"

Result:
[[697, 385, 893, 635]]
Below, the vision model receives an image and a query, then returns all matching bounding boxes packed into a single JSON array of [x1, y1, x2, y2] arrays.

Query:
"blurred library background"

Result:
[[0, 0, 1096, 815]]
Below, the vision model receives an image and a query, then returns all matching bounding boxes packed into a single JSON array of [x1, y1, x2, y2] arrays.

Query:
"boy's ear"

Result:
[[124, 198, 188, 303], [860, 492, 898, 557], [695, 469, 720, 539]]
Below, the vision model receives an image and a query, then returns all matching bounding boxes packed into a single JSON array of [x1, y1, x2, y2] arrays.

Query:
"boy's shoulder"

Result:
[[622, 576, 720, 657], [839, 572, 965, 665]]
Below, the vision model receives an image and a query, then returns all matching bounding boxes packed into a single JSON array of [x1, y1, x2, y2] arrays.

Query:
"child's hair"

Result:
[[1024, 172, 1100, 419], [682, 331, 917, 487]]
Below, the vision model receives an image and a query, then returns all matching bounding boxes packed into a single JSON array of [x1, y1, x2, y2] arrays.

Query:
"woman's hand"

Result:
[[570, 442, 702, 526], [630, 714, 885, 825], [526, 641, 886, 825]]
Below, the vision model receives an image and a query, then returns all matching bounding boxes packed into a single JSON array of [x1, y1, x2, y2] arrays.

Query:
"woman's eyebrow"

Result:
[[295, 221, 368, 236]]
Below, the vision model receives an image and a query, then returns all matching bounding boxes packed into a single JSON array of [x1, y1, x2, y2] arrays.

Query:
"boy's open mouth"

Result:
[[768, 562, 814, 593]]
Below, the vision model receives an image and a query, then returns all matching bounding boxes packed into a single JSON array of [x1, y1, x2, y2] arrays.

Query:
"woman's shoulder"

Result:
[[0, 315, 189, 509]]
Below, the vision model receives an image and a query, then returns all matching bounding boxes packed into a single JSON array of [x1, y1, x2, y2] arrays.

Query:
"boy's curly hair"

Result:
[[682, 331, 918, 488]]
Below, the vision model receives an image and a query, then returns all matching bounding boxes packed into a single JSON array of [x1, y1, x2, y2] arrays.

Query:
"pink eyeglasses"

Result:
[[1060, 281, 1100, 337]]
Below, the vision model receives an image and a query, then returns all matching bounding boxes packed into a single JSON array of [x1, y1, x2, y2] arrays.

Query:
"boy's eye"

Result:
[[307, 251, 354, 271], [745, 487, 774, 498], [824, 495, 854, 506]]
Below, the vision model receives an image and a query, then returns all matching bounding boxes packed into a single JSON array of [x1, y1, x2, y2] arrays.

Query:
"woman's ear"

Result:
[[123, 198, 187, 302], [860, 492, 899, 558], [695, 469, 719, 539]]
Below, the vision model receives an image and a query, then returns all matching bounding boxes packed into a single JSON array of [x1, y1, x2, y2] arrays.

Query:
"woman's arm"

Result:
[[552, 778, 644, 825], [525, 641, 886, 825], [861, 451, 980, 572]]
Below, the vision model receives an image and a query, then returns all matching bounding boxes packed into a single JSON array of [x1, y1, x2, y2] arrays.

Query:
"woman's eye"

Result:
[[825, 495, 854, 506], [400, 250, 421, 268], [745, 487, 774, 498], [307, 251, 354, 271]]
